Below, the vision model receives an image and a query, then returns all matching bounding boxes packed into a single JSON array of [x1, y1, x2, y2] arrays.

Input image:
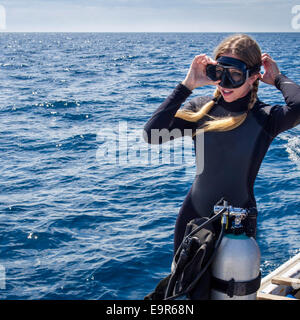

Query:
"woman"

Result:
[[143, 34, 300, 254]]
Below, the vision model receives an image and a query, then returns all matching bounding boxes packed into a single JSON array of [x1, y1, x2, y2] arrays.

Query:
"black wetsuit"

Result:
[[143, 74, 300, 252]]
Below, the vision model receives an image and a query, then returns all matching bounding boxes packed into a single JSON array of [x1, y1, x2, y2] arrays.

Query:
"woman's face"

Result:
[[217, 53, 259, 103]]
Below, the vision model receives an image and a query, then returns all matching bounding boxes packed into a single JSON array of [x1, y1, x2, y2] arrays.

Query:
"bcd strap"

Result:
[[243, 207, 258, 239], [211, 272, 261, 298]]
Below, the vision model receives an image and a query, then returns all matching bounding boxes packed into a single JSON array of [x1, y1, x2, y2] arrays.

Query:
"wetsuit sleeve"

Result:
[[267, 73, 300, 137], [143, 83, 197, 144]]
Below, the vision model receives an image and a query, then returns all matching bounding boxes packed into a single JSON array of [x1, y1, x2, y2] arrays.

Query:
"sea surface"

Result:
[[0, 32, 299, 300]]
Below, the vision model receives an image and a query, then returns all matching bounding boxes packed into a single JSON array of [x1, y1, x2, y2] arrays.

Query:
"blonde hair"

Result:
[[174, 34, 261, 136]]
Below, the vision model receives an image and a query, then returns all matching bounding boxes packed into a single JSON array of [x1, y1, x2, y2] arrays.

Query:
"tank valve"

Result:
[[213, 200, 248, 235]]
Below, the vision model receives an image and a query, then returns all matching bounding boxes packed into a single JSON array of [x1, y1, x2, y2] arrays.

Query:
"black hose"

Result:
[[164, 207, 227, 300], [165, 222, 226, 300], [173, 207, 227, 264]]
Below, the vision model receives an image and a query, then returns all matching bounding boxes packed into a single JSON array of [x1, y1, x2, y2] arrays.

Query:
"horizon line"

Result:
[[1, 31, 299, 34]]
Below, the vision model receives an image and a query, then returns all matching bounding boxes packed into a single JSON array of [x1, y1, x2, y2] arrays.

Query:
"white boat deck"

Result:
[[257, 252, 300, 300]]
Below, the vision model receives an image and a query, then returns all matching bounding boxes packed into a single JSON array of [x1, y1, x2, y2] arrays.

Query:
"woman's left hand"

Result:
[[259, 53, 280, 86]]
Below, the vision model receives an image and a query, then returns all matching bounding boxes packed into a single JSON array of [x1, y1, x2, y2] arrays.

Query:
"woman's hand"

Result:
[[182, 54, 221, 91], [259, 53, 280, 86]]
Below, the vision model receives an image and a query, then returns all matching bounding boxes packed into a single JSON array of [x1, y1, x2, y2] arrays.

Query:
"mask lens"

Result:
[[215, 66, 224, 80], [206, 64, 216, 81], [220, 65, 247, 89], [206, 64, 224, 81], [228, 68, 244, 83]]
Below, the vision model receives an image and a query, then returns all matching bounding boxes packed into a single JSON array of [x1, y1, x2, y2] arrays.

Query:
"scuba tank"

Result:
[[210, 203, 261, 300], [144, 198, 261, 300]]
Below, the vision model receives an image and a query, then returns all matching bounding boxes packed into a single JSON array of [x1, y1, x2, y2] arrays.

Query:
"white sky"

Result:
[[1, 0, 300, 32]]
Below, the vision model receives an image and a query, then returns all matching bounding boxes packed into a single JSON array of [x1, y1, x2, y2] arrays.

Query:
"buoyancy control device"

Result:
[[144, 198, 261, 300]]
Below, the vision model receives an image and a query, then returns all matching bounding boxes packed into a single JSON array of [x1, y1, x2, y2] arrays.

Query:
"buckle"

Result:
[[227, 279, 235, 298], [234, 282, 247, 296]]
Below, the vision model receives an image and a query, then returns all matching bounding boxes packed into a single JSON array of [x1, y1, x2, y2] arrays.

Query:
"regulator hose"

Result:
[[165, 206, 227, 300]]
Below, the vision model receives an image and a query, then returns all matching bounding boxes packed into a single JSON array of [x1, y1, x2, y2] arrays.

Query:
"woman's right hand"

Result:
[[181, 54, 221, 91]]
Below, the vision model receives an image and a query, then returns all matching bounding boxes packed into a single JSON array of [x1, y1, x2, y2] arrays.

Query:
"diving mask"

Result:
[[206, 56, 261, 89]]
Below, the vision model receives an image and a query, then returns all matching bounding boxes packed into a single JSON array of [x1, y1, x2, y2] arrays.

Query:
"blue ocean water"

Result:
[[0, 32, 299, 300]]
